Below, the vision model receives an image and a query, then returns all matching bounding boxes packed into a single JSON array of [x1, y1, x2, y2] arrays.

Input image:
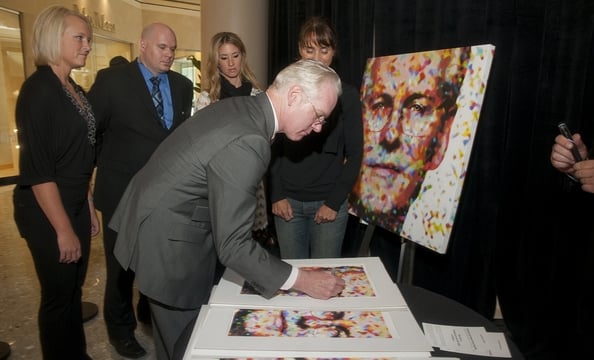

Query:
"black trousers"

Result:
[[101, 209, 139, 340], [13, 188, 90, 360]]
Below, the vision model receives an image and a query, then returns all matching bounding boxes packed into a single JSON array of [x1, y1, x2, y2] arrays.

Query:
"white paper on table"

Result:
[[476, 332, 512, 358], [422, 323, 511, 358], [186, 357, 460, 360]]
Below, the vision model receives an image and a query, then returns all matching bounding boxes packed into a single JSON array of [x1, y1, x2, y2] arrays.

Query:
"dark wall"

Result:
[[268, 0, 374, 87]]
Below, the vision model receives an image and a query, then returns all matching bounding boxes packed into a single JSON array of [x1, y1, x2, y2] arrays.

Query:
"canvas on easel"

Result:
[[349, 44, 495, 253]]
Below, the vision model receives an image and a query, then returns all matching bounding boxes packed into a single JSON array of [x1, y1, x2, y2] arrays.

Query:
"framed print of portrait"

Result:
[[184, 305, 432, 358], [209, 257, 406, 309]]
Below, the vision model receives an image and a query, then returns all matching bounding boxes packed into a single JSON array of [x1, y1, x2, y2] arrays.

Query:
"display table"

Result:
[[399, 284, 524, 359], [184, 258, 524, 359]]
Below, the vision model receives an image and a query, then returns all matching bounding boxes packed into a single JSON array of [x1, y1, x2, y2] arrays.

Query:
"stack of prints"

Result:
[[183, 257, 434, 359]]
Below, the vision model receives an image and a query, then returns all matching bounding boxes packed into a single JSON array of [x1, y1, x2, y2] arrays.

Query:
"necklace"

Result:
[[62, 79, 96, 146]]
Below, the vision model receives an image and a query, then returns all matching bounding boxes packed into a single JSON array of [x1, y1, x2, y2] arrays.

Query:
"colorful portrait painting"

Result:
[[349, 45, 495, 253], [187, 301, 433, 357], [228, 309, 392, 338], [240, 266, 375, 297]]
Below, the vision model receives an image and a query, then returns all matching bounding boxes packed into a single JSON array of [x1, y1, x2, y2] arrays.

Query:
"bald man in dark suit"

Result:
[[88, 23, 193, 358], [110, 59, 346, 360]]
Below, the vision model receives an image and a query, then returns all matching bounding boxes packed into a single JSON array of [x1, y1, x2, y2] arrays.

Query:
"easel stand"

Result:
[[357, 222, 416, 285], [357, 223, 376, 257], [396, 239, 415, 284]]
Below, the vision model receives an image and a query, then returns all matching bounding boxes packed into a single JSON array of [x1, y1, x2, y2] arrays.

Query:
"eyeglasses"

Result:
[[306, 99, 327, 126]]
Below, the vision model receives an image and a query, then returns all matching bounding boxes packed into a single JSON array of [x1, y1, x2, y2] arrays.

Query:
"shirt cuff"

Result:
[[280, 266, 298, 290]]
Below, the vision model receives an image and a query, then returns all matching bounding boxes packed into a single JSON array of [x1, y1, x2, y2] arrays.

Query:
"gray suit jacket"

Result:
[[111, 93, 291, 309]]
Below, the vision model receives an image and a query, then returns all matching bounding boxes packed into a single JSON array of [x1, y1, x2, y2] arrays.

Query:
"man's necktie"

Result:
[[150, 76, 167, 128]]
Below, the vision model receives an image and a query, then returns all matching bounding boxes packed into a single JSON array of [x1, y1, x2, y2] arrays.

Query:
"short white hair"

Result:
[[271, 59, 342, 100]]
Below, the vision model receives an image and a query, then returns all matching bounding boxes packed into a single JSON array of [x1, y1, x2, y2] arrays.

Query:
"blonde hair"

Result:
[[203, 31, 262, 100], [32, 5, 91, 66]]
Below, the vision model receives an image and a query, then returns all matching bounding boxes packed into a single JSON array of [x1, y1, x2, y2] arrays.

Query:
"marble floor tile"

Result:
[[0, 185, 156, 359]]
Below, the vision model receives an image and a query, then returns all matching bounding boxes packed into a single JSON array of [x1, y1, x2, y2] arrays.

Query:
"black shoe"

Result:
[[136, 295, 152, 325], [109, 337, 147, 359]]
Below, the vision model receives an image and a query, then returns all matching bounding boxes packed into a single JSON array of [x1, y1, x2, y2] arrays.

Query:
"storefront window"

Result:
[[0, 7, 24, 181], [172, 51, 201, 114], [0, 15, 199, 183], [71, 35, 132, 91]]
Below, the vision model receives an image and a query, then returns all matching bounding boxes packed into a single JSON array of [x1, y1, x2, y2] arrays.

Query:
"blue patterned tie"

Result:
[[150, 76, 167, 128]]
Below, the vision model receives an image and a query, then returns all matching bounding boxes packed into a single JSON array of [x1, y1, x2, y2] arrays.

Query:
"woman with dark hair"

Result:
[[270, 16, 364, 259]]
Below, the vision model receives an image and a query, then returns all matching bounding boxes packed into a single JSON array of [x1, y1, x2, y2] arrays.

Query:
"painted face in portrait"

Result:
[[240, 310, 284, 336], [297, 313, 353, 337], [351, 48, 468, 230], [217, 43, 243, 81]]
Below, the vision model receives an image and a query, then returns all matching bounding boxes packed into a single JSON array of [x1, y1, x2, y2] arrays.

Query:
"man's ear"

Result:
[[423, 113, 456, 171], [287, 85, 303, 107]]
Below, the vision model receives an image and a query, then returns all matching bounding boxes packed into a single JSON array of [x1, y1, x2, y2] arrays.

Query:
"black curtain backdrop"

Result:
[[268, 1, 594, 359], [267, 0, 374, 87]]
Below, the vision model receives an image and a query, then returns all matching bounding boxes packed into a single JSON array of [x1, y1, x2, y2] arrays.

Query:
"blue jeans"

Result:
[[274, 198, 349, 259]]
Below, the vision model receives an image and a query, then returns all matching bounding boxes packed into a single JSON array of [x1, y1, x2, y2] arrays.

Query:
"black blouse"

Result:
[[15, 66, 96, 203]]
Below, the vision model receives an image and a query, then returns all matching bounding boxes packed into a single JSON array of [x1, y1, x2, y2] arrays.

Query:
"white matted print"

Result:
[[209, 257, 406, 309], [184, 305, 432, 358]]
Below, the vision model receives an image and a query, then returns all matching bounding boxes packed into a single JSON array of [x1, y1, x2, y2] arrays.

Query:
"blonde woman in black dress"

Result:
[[12, 6, 99, 359]]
